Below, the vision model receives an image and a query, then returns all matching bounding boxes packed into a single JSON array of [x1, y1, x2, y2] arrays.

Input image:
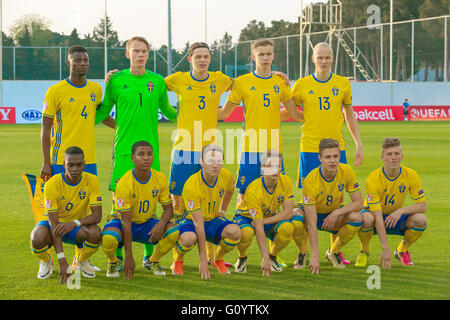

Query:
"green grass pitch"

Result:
[[0, 121, 449, 300]]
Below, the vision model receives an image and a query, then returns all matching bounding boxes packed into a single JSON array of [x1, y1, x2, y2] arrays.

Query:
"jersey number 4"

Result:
[[81, 106, 88, 119]]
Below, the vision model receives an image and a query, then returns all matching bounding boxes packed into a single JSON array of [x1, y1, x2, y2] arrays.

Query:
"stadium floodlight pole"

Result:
[[104, 0, 108, 75], [389, 0, 393, 81], [204, 0, 207, 43], [300, 0, 303, 78], [445, 16, 448, 82], [0, 0, 3, 106], [167, 0, 173, 75]]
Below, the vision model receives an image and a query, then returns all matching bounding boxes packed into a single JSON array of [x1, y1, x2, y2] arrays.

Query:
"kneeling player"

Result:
[[298, 139, 363, 274], [176, 144, 240, 279], [355, 138, 427, 269], [30, 147, 103, 283], [101, 141, 196, 279], [233, 150, 297, 275]]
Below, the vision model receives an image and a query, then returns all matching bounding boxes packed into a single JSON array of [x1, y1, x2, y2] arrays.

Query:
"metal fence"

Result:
[[1, 15, 448, 82]]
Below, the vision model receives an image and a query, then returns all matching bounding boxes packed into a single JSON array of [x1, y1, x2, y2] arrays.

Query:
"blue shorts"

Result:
[[233, 213, 293, 241], [52, 163, 97, 176], [103, 218, 189, 247], [361, 209, 409, 236], [169, 150, 202, 196], [236, 152, 285, 194], [298, 150, 347, 188], [178, 217, 234, 245], [36, 220, 83, 247]]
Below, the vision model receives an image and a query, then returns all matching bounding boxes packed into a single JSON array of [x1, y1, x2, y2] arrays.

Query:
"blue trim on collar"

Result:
[[65, 78, 87, 88], [312, 73, 332, 83], [132, 169, 151, 185], [382, 166, 402, 181], [252, 71, 273, 80], [319, 166, 336, 183], [190, 70, 209, 82], [201, 170, 218, 188], [262, 177, 277, 195], [62, 172, 82, 187]]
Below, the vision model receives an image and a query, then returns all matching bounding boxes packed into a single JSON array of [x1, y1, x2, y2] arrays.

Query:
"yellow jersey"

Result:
[[42, 79, 102, 165], [114, 169, 173, 224], [227, 72, 292, 153], [42, 172, 102, 223], [364, 165, 426, 215], [178, 168, 235, 221], [236, 174, 294, 220], [302, 163, 360, 214], [165, 71, 233, 151], [291, 73, 352, 153]]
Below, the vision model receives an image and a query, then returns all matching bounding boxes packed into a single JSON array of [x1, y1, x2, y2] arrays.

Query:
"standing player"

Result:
[[288, 42, 363, 188], [95, 36, 178, 269], [355, 138, 427, 269], [233, 150, 299, 275], [101, 141, 196, 278], [176, 144, 240, 278], [218, 38, 303, 204], [287, 42, 363, 265], [40, 45, 103, 271], [299, 139, 363, 274], [30, 147, 103, 283]]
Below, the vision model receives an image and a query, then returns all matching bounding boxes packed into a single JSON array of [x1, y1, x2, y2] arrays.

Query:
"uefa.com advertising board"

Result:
[[2, 105, 450, 125]]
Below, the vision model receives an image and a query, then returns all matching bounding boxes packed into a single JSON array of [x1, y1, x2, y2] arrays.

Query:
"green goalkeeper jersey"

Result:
[[96, 69, 176, 170]]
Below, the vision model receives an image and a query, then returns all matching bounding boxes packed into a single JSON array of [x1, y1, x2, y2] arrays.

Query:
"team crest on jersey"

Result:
[[90, 91, 96, 102], [273, 84, 280, 94], [45, 200, 52, 209], [219, 188, 224, 198], [277, 194, 285, 203], [338, 183, 344, 192], [187, 200, 195, 210], [399, 183, 406, 193], [147, 81, 154, 92], [249, 208, 257, 218], [79, 190, 86, 200], [40, 183, 45, 193], [332, 86, 339, 96], [152, 187, 159, 198], [117, 198, 124, 208], [210, 82, 216, 94], [303, 195, 310, 204]]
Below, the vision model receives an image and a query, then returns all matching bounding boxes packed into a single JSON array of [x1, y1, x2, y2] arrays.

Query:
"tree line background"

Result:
[[2, 0, 449, 81]]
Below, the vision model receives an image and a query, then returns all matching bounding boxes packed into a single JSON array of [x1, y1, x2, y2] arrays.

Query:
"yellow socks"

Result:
[[397, 226, 426, 253], [358, 227, 374, 253], [215, 238, 240, 261], [291, 215, 308, 254], [102, 230, 121, 263], [331, 222, 362, 254], [78, 241, 100, 263], [270, 222, 294, 257], [237, 226, 254, 258], [30, 242, 51, 262], [150, 227, 180, 262]]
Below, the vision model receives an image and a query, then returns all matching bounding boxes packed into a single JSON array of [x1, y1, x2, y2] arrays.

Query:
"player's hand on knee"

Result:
[[53, 222, 75, 238], [148, 221, 165, 243]]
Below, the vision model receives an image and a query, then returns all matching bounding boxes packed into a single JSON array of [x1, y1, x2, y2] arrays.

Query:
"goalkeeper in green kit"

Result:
[[95, 36, 177, 270]]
